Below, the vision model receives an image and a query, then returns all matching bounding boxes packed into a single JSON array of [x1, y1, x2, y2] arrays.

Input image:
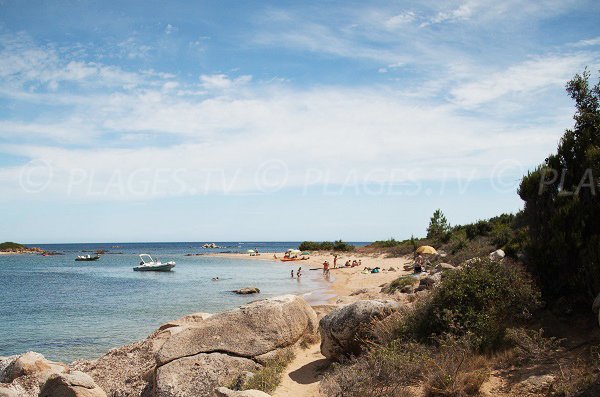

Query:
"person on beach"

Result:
[[274, 254, 278, 259], [345, 260, 351, 267], [333, 255, 338, 269], [291, 269, 294, 278], [414, 254, 424, 273], [297, 267, 303, 278], [323, 260, 330, 276]]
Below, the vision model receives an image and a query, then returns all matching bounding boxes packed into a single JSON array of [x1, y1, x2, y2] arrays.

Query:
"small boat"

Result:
[[280, 257, 302, 262], [75, 254, 100, 261], [133, 254, 175, 272]]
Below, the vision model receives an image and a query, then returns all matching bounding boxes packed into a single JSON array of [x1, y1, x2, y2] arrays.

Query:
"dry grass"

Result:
[[241, 348, 296, 393], [299, 332, 320, 349], [423, 335, 490, 397]]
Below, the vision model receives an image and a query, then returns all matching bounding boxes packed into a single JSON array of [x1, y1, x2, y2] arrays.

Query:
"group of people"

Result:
[[322, 256, 363, 275], [291, 267, 303, 278]]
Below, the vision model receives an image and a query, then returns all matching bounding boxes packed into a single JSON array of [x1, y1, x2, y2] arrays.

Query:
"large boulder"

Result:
[[39, 371, 107, 397], [0, 352, 67, 383], [489, 249, 505, 261], [156, 295, 317, 366], [158, 312, 213, 331], [319, 300, 401, 361], [155, 353, 260, 397]]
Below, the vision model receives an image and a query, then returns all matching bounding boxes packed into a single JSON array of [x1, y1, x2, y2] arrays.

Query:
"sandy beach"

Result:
[[207, 251, 414, 302]]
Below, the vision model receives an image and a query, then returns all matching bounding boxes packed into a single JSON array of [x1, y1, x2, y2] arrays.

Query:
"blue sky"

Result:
[[1, 0, 599, 243]]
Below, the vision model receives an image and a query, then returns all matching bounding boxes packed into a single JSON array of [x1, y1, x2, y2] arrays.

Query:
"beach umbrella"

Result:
[[416, 245, 437, 255], [301, 252, 310, 255], [247, 249, 255, 253]]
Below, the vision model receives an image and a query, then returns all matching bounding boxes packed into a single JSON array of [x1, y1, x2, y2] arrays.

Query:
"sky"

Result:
[[0, 0, 599, 243]]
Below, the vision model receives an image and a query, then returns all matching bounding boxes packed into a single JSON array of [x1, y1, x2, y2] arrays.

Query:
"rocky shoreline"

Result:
[[0, 295, 323, 397], [0, 253, 413, 397]]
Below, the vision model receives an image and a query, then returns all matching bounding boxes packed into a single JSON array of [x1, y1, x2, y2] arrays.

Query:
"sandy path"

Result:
[[209, 251, 415, 397], [272, 343, 326, 397]]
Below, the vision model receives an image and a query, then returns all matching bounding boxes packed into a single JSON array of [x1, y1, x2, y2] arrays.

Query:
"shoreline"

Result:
[[205, 251, 414, 304]]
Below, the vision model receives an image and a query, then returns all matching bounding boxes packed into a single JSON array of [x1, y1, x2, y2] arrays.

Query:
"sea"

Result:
[[0, 241, 367, 363]]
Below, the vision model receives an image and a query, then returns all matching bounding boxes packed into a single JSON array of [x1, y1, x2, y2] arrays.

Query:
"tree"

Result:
[[518, 70, 600, 300], [427, 209, 451, 242]]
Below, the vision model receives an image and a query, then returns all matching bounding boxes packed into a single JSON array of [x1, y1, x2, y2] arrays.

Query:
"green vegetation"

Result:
[[518, 70, 600, 301], [298, 240, 355, 252], [241, 348, 295, 394], [381, 275, 417, 294], [0, 242, 26, 251], [399, 259, 540, 351], [427, 209, 451, 242], [323, 71, 600, 397]]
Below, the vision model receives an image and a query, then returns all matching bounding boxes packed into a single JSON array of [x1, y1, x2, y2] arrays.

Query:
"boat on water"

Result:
[[133, 254, 175, 272], [75, 254, 100, 261]]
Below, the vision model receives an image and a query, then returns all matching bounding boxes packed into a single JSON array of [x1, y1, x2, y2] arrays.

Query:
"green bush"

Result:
[[518, 71, 600, 300], [370, 238, 402, 248], [298, 240, 355, 251], [382, 276, 417, 294], [0, 242, 26, 251], [398, 259, 541, 351]]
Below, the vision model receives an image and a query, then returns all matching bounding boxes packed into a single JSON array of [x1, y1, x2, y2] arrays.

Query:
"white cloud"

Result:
[[383, 11, 416, 30], [420, 4, 472, 27], [165, 24, 177, 35], [199, 73, 252, 90], [450, 53, 597, 108], [571, 37, 600, 47]]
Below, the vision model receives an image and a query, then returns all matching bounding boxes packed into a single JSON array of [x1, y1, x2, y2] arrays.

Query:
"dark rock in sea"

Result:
[[233, 287, 260, 295]]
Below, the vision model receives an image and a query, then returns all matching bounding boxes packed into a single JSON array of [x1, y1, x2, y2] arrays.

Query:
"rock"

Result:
[[228, 371, 255, 391], [233, 287, 260, 295], [156, 295, 317, 366], [400, 285, 414, 294], [215, 387, 271, 397], [158, 312, 213, 331], [155, 353, 260, 397], [0, 387, 18, 397], [592, 293, 600, 313], [415, 273, 441, 291], [39, 371, 106, 397], [319, 300, 401, 361], [489, 249, 505, 261], [437, 263, 456, 271], [0, 352, 67, 383], [515, 374, 555, 395], [388, 267, 396, 272], [350, 288, 368, 296]]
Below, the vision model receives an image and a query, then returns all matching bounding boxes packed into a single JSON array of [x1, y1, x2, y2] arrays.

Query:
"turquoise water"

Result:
[[0, 242, 365, 362]]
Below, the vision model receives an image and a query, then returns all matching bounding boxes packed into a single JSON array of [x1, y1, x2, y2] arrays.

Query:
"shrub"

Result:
[[424, 334, 490, 397], [382, 276, 418, 294], [242, 348, 295, 393], [398, 259, 541, 351], [501, 327, 562, 366], [298, 240, 354, 252], [320, 340, 430, 397], [370, 238, 402, 248]]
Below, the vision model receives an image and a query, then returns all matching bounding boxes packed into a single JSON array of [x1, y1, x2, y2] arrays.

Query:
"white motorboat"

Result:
[[133, 254, 175, 272]]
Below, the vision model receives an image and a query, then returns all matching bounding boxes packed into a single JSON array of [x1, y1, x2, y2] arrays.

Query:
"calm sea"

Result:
[[0, 242, 367, 362]]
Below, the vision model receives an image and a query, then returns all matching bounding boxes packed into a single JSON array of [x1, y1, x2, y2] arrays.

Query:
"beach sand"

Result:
[[208, 250, 415, 397]]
